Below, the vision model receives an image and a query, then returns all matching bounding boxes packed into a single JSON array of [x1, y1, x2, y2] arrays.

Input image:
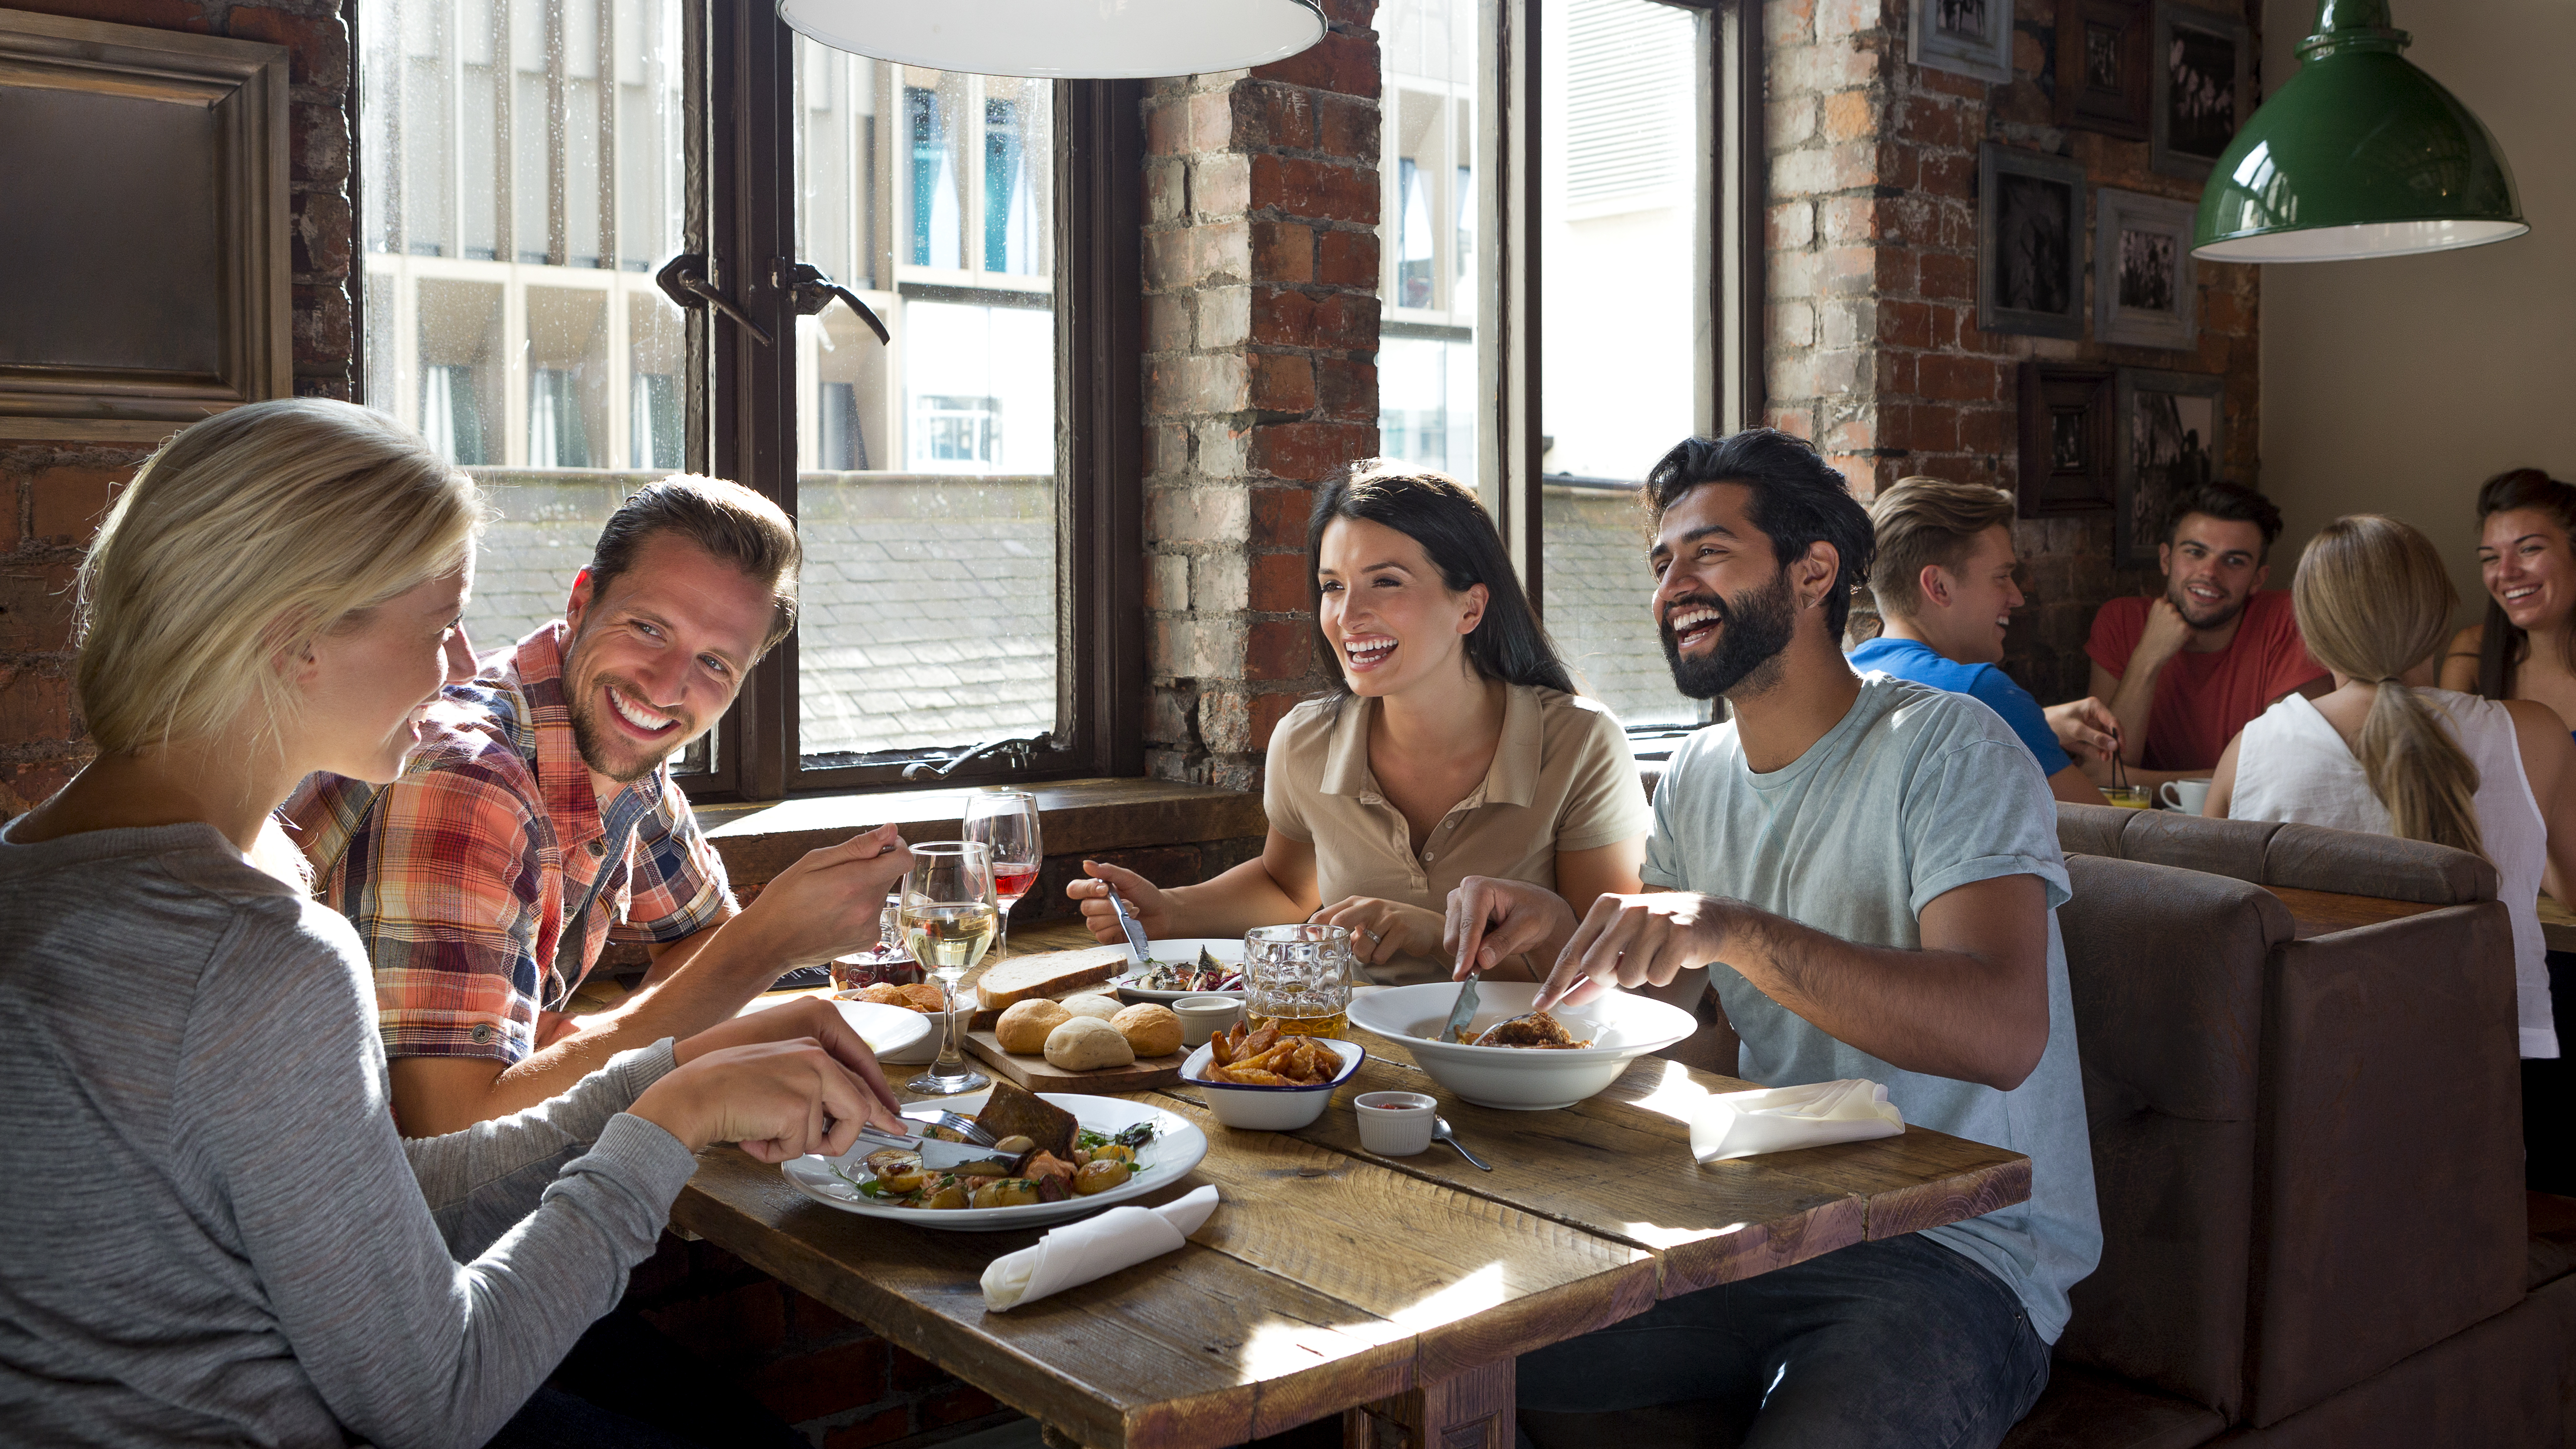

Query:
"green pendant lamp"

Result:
[[2194, 0, 2525, 262]]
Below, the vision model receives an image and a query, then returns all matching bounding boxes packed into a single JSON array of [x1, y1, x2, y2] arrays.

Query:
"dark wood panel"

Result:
[[697, 778, 1265, 884]]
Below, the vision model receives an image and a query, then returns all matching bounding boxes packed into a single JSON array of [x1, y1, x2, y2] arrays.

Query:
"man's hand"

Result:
[[629, 1039, 885, 1162], [1066, 860, 1173, 942], [2136, 597, 2194, 670], [2041, 697, 2120, 764], [735, 824, 912, 969], [1311, 896, 1444, 968], [674, 996, 906, 1133], [1444, 876, 1578, 982], [1536, 892, 1731, 1009]]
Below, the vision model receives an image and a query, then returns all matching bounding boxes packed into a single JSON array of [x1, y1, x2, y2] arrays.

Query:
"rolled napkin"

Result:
[[1690, 1078, 1905, 1162], [980, 1185, 1221, 1311]]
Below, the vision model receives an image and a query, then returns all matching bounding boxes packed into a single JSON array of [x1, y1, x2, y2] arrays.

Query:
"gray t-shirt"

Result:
[[0, 819, 700, 1448], [1644, 674, 2101, 1342]]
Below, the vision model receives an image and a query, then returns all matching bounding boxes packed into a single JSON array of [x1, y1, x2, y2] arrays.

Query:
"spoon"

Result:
[[1432, 1116, 1491, 1171]]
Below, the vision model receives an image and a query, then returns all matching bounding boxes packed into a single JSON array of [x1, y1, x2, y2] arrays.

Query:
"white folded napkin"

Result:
[[1690, 1079, 1905, 1162], [980, 1185, 1220, 1311]]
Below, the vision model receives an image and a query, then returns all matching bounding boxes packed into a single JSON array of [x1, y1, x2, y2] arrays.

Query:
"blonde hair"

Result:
[[2291, 514, 2484, 859], [75, 399, 482, 757], [1866, 475, 2018, 619]]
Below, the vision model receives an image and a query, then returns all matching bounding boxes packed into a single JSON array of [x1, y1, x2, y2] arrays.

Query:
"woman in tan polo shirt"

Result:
[[1068, 461, 1652, 985]]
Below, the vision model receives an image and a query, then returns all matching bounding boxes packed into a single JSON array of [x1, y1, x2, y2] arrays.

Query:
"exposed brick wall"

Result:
[[1138, 1, 1382, 792], [1764, 0, 2262, 705], [0, 0, 357, 813]]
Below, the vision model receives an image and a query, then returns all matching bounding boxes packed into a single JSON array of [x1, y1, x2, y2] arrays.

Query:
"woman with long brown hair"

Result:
[[2441, 468, 2576, 730]]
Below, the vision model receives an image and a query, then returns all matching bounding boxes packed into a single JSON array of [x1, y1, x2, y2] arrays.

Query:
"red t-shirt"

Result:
[[2086, 590, 2328, 772]]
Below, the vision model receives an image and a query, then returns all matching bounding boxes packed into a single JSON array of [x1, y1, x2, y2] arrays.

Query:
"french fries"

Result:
[[1198, 1024, 1339, 1086]]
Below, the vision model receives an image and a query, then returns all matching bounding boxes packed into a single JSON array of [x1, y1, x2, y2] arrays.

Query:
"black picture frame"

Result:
[[2149, 1, 2250, 180], [2054, 0, 2148, 140], [2017, 361, 2116, 517], [1911, 0, 2015, 85], [2095, 187, 2198, 349], [2114, 367, 2226, 566], [1978, 144, 2088, 340]]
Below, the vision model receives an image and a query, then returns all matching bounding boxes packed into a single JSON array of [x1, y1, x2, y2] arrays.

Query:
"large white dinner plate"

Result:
[[736, 993, 936, 1063], [1347, 982, 1697, 1111], [1112, 938, 1248, 1003], [782, 1091, 1208, 1232]]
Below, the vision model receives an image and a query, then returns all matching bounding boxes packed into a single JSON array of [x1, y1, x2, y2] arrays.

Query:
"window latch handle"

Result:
[[655, 253, 775, 347], [774, 259, 891, 345]]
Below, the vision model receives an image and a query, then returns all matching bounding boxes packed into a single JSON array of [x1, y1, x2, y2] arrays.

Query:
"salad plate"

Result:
[[781, 1091, 1207, 1232], [1112, 938, 1247, 1003]]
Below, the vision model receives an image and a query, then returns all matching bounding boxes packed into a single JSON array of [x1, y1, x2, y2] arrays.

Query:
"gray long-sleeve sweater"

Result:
[[0, 820, 701, 1448]]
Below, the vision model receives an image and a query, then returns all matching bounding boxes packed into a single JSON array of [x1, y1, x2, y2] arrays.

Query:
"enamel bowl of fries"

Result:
[[1347, 981, 1698, 1111], [1181, 1021, 1366, 1131]]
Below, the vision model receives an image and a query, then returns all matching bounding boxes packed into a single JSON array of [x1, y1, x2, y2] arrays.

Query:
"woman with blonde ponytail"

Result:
[[2209, 515, 2576, 1081]]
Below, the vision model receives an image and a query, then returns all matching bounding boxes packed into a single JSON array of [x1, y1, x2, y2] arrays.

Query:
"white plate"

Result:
[[736, 993, 936, 1064], [781, 1091, 1209, 1231], [1347, 982, 1697, 1111], [1113, 938, 1249, 1003]]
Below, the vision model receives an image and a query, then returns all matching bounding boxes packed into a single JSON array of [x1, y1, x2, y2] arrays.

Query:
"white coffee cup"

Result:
[[1354, 1091, 1438, 1156], [2161, 778, 2212, 814]]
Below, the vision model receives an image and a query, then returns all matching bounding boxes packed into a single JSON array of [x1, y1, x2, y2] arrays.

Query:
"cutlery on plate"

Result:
[[854, 1123, 1009, 1170], [1432, 1116, 1490, 1171], [1104, 885, 1151, 968], [905, 1108, 997, 1145], [1441, 968, 1485, 1044]]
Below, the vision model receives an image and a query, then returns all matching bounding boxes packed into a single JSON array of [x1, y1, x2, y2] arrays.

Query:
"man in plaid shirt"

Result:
[[288, 476, 912, 1135]]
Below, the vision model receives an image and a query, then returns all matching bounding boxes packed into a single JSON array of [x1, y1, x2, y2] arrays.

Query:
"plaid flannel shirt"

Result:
[[284, 621, 735, 1063]]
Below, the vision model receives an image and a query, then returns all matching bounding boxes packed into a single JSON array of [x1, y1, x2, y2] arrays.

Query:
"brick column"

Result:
[[1139, 3, 1381, 792]]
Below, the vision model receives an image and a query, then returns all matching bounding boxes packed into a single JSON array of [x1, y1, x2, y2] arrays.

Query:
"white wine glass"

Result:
[[901, 841, 997, 1096], [963, 790, 1042, 964]]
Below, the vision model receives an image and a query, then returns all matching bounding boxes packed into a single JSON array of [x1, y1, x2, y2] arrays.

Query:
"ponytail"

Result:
[[2353, 671, 2485, 859]]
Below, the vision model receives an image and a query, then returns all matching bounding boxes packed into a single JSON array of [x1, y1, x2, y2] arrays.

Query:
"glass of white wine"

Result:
[[901, 841, 998, 1096]]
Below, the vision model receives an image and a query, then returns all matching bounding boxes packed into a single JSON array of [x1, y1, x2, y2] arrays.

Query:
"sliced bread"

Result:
[[974, 944, 1129, 1010]]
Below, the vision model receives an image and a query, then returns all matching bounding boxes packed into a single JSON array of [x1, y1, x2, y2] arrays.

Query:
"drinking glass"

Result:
[[1242, 923, 1353, 1040], [901, 841, 997, 1095], [963, 790, 1042, 963]]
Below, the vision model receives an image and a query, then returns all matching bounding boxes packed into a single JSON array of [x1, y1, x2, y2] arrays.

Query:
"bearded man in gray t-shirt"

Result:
[[1449, 429, 2099, 1448]]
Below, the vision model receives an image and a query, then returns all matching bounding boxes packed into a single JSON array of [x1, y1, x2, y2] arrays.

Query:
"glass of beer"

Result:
[[1243, 923, 1353, 1039], [901, 842, 997, 1095]]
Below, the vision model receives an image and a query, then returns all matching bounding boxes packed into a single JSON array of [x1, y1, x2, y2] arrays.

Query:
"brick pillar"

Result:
[[1139, 4, 1381, 793]]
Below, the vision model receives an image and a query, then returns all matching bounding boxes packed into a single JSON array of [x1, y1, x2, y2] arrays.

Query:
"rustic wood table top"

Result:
[[672, 920, 2033, 1449]]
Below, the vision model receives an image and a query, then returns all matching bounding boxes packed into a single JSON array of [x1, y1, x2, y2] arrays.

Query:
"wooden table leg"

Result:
[[1344, 1359, 1515, 1449]]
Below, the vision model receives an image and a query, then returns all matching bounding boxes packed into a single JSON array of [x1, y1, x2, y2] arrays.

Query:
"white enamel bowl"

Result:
[[1176, 1036, 1365, 1130], [1346, 982, 1697, 1110], [782, 1092, 1206, 1232]]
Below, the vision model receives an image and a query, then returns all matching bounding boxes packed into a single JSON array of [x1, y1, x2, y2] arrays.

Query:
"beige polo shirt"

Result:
[[1263, 684, 1652, 985]]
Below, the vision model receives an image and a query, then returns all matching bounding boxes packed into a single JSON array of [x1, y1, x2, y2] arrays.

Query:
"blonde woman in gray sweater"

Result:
[[0, 400, 906, 1448]]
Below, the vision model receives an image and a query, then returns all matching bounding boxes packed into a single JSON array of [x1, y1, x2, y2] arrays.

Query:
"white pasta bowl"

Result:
[[1347, 982, 1697, 1111], [1177, 1036, 1365, 1130]]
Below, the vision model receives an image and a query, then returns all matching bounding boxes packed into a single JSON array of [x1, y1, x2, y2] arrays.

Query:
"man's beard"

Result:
[[1661, 571, 1799, 701], [2168, 578, 2246, 632], [564, 647, 689, 784]]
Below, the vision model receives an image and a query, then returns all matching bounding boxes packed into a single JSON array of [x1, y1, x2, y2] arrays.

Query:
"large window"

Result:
[[1378, 0, 1759, 732], [360, 0, 1141, 797]]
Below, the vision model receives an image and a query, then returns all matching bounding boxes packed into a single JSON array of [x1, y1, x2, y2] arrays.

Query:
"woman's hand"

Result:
[[673, 997, 905, 1134], [1065, 859, 1175, 943], [629, 1038, 891, 1162], [1310, 896, 1444, 969]]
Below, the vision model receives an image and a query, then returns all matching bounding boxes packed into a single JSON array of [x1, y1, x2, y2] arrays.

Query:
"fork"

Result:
[[904, 1108, 996, 1145]]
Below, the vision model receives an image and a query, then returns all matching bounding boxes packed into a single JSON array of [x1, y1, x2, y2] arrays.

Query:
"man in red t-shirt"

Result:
[[2086, 481, 2330, 781]]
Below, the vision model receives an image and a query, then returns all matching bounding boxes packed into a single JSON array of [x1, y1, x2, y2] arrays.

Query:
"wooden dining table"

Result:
[[673, 921, 2032, 1449]]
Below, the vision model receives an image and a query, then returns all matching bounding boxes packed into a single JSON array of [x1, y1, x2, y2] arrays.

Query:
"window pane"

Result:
[[792, 46, 1060, 762], [361, 0, 690, 663], [1377, 0, 1475, 479], [1539, 0, 1701, 727]]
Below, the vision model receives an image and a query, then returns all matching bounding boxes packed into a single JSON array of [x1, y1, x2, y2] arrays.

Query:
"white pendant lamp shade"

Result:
[[778, 0, 1329, 79]]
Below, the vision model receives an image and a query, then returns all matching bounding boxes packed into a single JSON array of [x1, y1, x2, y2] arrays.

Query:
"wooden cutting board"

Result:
[[961, 1029, 1187, 1092]]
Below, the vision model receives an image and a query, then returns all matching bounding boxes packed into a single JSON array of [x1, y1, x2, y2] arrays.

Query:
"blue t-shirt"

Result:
[[1849, 635, 2072, 776]]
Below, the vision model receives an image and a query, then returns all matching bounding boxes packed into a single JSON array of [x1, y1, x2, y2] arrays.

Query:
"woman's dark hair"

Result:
[[2472, 467, 2576, 699], [1643, 429, 1875, 637], [1307, 460, 1577, 706]]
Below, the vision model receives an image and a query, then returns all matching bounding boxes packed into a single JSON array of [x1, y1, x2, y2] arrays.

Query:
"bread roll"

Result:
[[1043, 1015, 1135, 1072], [1059, 994, 1122, 1022], [1111, 1003, 1182, 1057], [994, 999, 1071, 1054]]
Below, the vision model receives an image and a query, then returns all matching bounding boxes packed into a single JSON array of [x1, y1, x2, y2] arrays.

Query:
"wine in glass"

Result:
[[901, 841, 997, 1096], [964, 790, 1042, 963]]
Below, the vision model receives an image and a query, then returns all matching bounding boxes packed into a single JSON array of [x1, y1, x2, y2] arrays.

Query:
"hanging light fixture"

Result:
[[2193, 0, 2524, 262], [778, 0, 1328, 80]]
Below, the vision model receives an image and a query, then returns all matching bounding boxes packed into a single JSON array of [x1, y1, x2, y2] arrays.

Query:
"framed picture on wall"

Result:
[[2054, 0, 2148, 139], [2017, 361, 2116, 517], [2115, 368, 2226, 565], [2150, 1, 2250, 179], [1910, 0, 2015, 85], [1977, 144, 2087, 340], [2095, 188, 2198, 349]]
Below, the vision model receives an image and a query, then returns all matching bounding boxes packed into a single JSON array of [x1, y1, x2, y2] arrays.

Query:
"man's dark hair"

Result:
[[2161, 479, 2283, 558], [1644, 429, 1875, 637], [587, 474, 803, 655]]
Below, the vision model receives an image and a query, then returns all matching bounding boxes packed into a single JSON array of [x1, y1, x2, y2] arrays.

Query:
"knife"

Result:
[[1442, 968, 1485, 1044], [1104, 883, 1152, 969], [853, 1124, 1016, 1172]]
